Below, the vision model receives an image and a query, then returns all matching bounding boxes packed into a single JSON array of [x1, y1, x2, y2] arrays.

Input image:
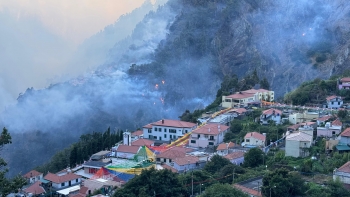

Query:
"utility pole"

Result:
[[191, 171, 194, 197], [232, 168, 235, 184]]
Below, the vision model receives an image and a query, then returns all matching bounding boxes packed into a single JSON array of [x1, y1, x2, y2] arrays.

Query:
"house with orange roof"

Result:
[[172, 155, 200, 172], [23, 170, 43, 184], [189, 124, 229, 148], [325, 95, 343, 109], [23, 181, 46, 196], [142, 119, 197, 142], [338, 77, 350, 90], [260, 108, 282, 125], [224, 151, 245, 165], [340, 128, 350, 144], [285, 132, 312, 157], [317, 115, 332, 126], [44, 172, 82, 190], [221, 88, 274, 108], [131, 130, 143, 141], [156, 147, 191, 164], [333, 161, 350, 184], [216, 142, 235, 155], [131, 138, 154, 146], [244, 132, 266, 147]]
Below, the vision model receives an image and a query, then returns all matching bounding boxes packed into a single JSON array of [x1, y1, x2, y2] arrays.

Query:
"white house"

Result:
[[340, 128, 350, 144], [189, 124, 229, 148], [23, 170, 43, 184], [326, 95, 343, 109], [222, 88, 274, 108], [260, 108, 282, 125], [244, 132, 266, 147], [131, 130, 143, 141], [333, 161, 350, 184], [143, 119, 197, 141], [317, 115, 332, 126], [224, 152, 245, 165], [115, 144, 141, 159], [285, 132, 312, 158], [288, 112, 319, 124], [44, 172, 82, 190], [172, 155, 199, 173], [317, 122, 342, 138]]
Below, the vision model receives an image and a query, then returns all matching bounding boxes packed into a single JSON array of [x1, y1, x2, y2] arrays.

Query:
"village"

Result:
[[18, 77, 350, 197]]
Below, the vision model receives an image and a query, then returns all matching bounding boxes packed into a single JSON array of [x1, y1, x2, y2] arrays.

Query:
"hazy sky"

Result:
[[0, 0, 147, 110], [0, 0, 145, 45]]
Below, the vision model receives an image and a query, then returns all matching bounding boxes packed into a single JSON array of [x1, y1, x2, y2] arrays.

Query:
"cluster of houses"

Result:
[[19, 80, 350, 196]]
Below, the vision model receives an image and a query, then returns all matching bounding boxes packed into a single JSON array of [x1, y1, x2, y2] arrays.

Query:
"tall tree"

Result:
[[199, 183, 249, 197], [243, 148, 264, 168], [0, 128, 26, 196]]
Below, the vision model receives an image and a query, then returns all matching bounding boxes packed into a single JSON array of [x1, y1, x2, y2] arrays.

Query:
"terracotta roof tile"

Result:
[[332, 119, 343, 126], [24, 181, 46, 195], [341, 77, 350, 82], [131, 139, 154, 146], [287, 124, 301, 130], [217, 142, 235, 150], [234, 184, 262, 197], [143, 119, 196, 128], [341, 128, 350, 137], [157, 149, 186, 159], [318, 116, 331, 122], [228, 108, 247, 114], [337, 161, 350, 173], [116, 145, 140, 154], [226, 92, 255, 99], [44, 172, 81, 183], [131, 130, 143, 137], [244, 132, 266, 141], [23, 170, 42, 179], [262, 108, 282, 115], [173, 155, 199, 166], [192, 123, 229, 135], [224, 152, 245, 160]]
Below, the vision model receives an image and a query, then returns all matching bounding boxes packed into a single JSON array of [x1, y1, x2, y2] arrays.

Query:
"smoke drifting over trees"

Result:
[[2, 0, 350, 176]]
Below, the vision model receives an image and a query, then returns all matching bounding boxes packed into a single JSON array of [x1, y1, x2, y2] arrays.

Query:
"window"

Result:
[[164, 134, 167, 138], [156, 158, 160, 161], [204, 134, 208, 138], [338, 102, 340, 105], [185, 130, 188, 133], [159, 128, 162, 132], [197, 134, 200, 139], [332, 131, 335, 135], [208, 142, 214, 145], [246, 139, 250, 142], [153, 136, 157, 139], [169, 129, 176, 133], [76, 179, 78, 183], [331, 102, 334, 105], [225, 99, 231, 102], [164, 128, 167, 132], [170, 135, 172, 139], [61, 182, 65, 187], [148, 129, 152, 133], [169, 159, 172, 163], [191, 140, 196, 144], [209, 136, 214, 140], [154, 127, 157, 131]]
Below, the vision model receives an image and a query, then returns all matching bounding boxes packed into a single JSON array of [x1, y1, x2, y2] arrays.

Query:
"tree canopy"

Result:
[[199, 183, 249, 197], [244, 148, 264, 168]]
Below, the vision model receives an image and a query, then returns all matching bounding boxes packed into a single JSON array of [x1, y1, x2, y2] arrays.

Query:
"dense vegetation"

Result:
[[284, 69, 350, 105], [35, 127, 123, 173], [0, 128, 27, 196]]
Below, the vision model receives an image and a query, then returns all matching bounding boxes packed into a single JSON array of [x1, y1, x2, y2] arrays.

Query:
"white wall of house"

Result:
[[143, 126, 195, 141], [327, 98, 343, 109], [285, 140, 311, 157], [173, 162, 197, 172], [116, 152, 136, 159], [333, 172, 350, 184], [228, 157, 244, 166], [340, 136, 350, 144], [189, 130, 227, 148], [28, 174, 43, 184], [52, 178, 81, 189], [244, 137, 265, 146]]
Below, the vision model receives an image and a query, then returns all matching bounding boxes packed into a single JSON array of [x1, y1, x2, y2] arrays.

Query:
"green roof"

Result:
[[336, 144, 350, 151], [40, 178, 50, 184]]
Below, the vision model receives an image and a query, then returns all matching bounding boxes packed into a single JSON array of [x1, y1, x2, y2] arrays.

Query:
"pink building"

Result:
[[338, 77, 350, 90]]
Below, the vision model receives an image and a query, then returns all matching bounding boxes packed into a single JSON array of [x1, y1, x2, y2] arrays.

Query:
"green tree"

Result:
[[337, 110, 348, 120], [203, 155, 232, 174], [260, 77, 270, 90], [199, 183, 249, 197], [243, 148, 264, 168], [113, 168, 186, 197], [261, 168, 306, 197], [0, 128, 26, 196]]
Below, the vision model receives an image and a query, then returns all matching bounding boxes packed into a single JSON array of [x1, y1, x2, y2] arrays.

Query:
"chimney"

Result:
[[251, 133, 253, 136], [208, 128, 211, 132], [30, 172, 32, 177], [162, 119, 164, 124]]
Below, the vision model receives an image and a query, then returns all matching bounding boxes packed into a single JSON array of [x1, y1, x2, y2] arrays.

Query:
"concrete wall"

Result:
[[52, 178, 81, 189], [143, 126, 195, 141], [244, 137, 265, 146], [189, 130, 227, 148], [334, 172, 350, 184], [229, 157, 244, 166], [285, 140, 301, 157], [340, 136, 350, 144]]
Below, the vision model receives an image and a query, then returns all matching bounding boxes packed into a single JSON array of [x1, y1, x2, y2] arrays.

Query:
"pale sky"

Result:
[[0, 0, 146, 45]]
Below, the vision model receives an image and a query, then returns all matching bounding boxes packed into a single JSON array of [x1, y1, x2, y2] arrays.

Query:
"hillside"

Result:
[[3, 0, 350, 176]]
